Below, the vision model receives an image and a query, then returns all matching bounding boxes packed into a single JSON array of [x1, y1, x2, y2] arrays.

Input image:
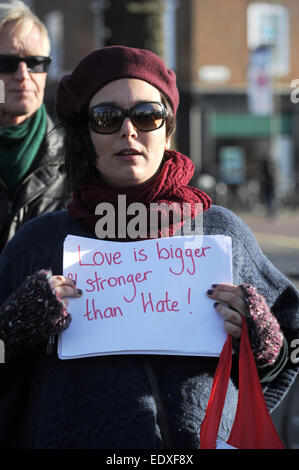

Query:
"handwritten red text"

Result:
[[155, 242, 212, 275]]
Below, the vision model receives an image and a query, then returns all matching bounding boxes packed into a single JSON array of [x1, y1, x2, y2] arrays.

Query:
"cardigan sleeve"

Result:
[[0, 270, 71, 361], [232, 284, 288, 383], [203, 205, 299, 411]]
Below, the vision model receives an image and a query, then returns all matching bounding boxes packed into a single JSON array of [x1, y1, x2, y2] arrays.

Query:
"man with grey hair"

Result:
[[0, 1, 68, 252]]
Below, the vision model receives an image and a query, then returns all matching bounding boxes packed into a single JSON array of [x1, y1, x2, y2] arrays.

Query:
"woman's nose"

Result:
[[120, 116, 138, 137]]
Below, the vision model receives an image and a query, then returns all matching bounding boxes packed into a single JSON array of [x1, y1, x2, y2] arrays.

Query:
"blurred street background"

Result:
[[237, 209, 299, 294], [21, 0, 299, 449]]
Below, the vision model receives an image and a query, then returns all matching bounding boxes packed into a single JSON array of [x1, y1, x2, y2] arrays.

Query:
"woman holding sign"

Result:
[[0, 46, 298, 449]]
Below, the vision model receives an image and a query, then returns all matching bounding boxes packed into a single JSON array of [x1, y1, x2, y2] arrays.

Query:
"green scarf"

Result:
[[0, 104, 47, 196]]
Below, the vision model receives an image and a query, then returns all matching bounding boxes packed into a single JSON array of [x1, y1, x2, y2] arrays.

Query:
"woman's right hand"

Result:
[[50, 275, 83, 307], [0, 271, 82, 358]]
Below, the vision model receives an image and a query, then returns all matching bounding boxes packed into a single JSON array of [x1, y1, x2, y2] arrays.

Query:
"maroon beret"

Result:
[[56, 45, 179, 122]]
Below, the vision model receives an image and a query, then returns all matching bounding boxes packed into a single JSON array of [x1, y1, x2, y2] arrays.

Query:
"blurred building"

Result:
[[176, 0, 299, 207], [25, 0, 299, 207]]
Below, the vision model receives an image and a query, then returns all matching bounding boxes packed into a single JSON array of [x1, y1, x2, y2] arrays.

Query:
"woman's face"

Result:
[[89, 78, 171, 188]]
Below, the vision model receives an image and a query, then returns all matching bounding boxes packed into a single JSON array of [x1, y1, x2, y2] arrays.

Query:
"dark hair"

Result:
[[62, 120, 96, 192], [161, 93, 176, 139], [62, 92, 176, 191]]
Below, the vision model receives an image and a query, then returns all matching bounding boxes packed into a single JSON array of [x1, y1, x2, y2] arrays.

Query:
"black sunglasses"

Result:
[[0, 55, 52, 74], [89, 101, 167, 134]]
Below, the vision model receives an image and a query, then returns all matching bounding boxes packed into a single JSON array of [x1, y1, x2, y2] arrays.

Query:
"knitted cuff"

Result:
[[239, 284, 284, 366], [0, 270, 71, 359]]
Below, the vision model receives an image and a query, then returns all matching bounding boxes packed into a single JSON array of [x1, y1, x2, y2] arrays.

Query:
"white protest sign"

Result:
[[216, 439, 237, 449], [58, 234, 232, 359]]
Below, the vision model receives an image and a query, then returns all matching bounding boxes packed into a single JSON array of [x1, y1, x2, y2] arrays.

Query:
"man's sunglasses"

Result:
[[0, 55, 52, 74], [89, 101, 167, 134]]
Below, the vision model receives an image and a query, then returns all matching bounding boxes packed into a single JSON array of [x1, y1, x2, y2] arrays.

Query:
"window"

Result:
[[247, 3, 289, 77]]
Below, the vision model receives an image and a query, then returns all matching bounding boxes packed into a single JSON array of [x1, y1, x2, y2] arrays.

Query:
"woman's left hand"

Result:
[[207, 283, 248, 338]]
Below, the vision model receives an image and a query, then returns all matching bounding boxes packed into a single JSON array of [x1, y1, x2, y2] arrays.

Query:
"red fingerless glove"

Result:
[[0, 270, 71, 360], [240, 284, 284, 366]]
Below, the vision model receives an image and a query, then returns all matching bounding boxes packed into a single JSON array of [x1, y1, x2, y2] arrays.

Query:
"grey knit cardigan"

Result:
[[0, 205, 298, 449]]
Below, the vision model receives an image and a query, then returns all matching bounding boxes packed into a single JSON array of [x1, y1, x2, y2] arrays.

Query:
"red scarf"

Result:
[[68, 150, 211, 240]]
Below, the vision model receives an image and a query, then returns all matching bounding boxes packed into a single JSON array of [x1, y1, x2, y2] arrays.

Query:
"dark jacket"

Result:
[[0, 206, 298, 449], [0, 114, 69, 252]]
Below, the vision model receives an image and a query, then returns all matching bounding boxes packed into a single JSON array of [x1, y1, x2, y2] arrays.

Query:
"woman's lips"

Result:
[[115, 148, 144, 161]]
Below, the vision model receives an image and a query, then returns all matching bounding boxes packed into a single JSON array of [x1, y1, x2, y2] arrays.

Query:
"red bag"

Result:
[[200, 321, 284, 449]]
